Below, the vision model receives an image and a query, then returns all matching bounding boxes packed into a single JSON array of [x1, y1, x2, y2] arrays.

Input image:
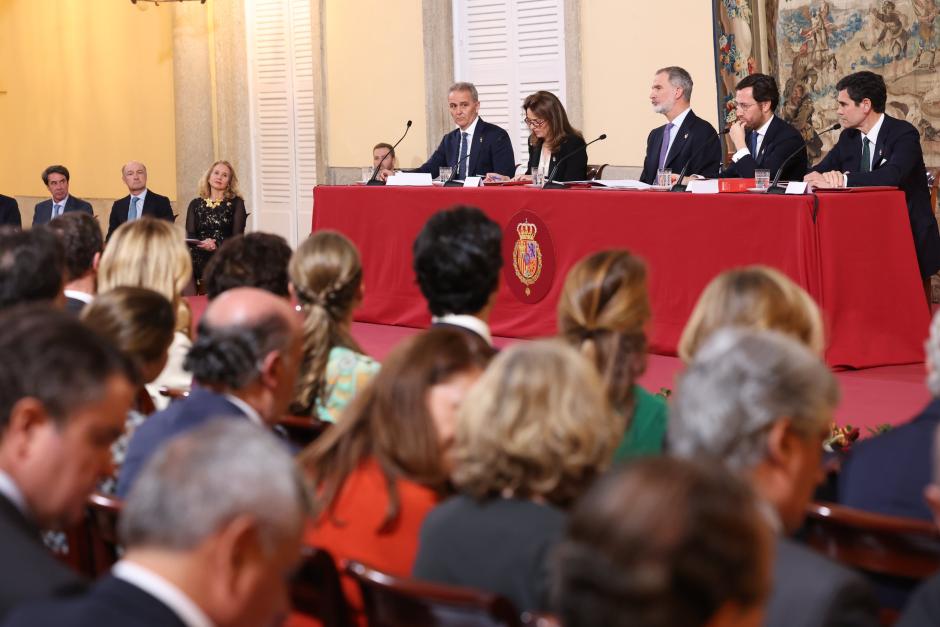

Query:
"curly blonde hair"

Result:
[[452, 340, 621, 509], [197, 160, 240, 201], [678, 265, 824, 362]]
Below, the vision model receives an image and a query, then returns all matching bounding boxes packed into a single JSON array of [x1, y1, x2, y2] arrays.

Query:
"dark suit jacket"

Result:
[[526, 135, 588, 182], [721, 115, 808, 182], [416, 118, 516, 178], [811, 114, 940, 278], [32, 196, 94, 226], [765, 536, 879, 627], [898, 571, 940, 627], [2, 575, 187, 627], [116, 388, 250, 498], [640, 110, 722, 184], [107, 189, 174, 240], [0, 194, 21, 227], [0, 493, 86, 620]]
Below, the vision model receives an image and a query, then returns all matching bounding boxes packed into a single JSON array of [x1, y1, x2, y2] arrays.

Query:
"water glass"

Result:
[[532, 171, 545, 187], [439, 167, 453, 182], [656, 168, 672, 188], [755, 169, 771, 190], [361, 167, 374, 182]]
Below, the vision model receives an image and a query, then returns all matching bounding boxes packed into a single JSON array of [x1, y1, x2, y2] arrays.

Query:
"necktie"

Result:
[[129, 197, 139, 220], [53, 203, 62, 218], [658, 123, 674, 169], [750, 132, 759, 159], [861, 137, 871, 173], [457, 132, 469, 178]]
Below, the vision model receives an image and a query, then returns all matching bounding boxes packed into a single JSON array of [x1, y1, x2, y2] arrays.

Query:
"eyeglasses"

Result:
[[734, 101, 758, 110], [524, 117, 547, 128]]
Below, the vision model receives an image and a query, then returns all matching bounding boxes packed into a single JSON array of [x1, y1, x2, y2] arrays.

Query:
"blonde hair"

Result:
[[197, 160, 240, 200], [678, 265, 824, 362], [558, 250, 650, 417], [289, 231, 364, 415], [98, 218, 193, 336], [452, 340, 621, 509]]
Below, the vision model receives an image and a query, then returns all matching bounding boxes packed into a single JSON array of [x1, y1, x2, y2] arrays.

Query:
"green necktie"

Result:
[[861, 137, 871, 173]]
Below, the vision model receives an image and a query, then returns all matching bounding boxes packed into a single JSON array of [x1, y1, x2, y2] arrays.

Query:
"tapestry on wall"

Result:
[[713, 0, 765, 135]]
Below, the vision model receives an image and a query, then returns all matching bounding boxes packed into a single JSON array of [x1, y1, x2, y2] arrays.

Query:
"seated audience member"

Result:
[[553, 457, 772, 627], [413, 340, 621, 613], [0, 194, 20, 227], [558, 250, 666, 460], [2, 420, 307, 627], [116, 287, 302, 497], [0, 306, 135, 619], [678, 265, 824, 362], [289, 230, 378, 422], [97, 218, 193, 409], [413, 206, 501, 351], [107, 161, 174, 241], [80, 287, 176, 494], [32, 165, 93, 226], [0, 227, 65, 310], [203, 232, 292, 300], [47, 213, 103, 314], [186, 160, 248, 291], [839, 309, 940, 520], [300, 328, 490, 621], [669, 328, 878, 627]]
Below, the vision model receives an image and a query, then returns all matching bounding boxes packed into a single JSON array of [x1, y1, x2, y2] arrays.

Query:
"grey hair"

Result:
[[669, 327, 838, 472], [120, 420, 309, 552], [926, 310, 940, 397], [656, 66, 693, 101], [449, 81, 479, 102]]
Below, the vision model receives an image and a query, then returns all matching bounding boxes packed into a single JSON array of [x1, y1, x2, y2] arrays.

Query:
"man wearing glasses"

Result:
[[722, 73, 808, 182]]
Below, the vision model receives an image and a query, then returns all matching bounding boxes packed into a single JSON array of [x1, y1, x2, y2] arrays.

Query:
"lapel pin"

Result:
[[683, 133, 689, 139]]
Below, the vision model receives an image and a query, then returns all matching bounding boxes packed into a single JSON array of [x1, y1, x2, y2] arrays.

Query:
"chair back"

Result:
[[58, 492, 124, 578], [276, 415, 332, 449], [346, 560, 523, 627], [586, 164, 608, 181], [291, 547, 352, 627]]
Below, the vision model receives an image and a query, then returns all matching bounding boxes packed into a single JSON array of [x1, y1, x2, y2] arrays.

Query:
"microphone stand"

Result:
[[443, 152, 471, 188], [766, 123, 840, 194], [366, 120, 412, 186], [542, 134, 607, 189]]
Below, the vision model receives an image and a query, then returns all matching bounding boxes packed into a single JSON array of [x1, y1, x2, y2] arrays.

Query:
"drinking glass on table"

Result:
[[532, 171, 545, 187], [656, 168, 672, 188], [362, 167, 374, 182], [439, 167, 453, 182], [755, 169, 771, 190]]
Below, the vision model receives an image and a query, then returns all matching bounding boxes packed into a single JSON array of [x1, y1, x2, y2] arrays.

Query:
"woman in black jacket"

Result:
[[520, 90, 587, 183]]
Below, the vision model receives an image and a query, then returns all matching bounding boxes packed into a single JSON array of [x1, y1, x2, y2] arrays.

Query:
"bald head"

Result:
[[204, 286, 296, 329], [122, 161, 148, 195]]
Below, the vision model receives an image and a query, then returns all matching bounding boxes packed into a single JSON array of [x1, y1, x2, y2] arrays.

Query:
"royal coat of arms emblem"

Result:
[[512, 220, 542, 296]]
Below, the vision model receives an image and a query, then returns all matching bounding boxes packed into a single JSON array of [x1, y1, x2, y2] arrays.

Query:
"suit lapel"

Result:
[[846, 130, 863, 173], [468, 120, 484, 176], [0, 492, 41, 543], [872, 116, 890, 170], [665, 111, 695, 168], [140, 190, 151, 217], [756, 117, 781, 165]]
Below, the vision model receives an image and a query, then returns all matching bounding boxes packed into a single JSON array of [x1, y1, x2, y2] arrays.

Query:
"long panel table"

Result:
[[312, 186, 929, 369]]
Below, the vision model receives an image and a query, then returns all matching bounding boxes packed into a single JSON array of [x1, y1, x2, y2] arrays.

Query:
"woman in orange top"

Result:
[[297, 327, 491, 624]]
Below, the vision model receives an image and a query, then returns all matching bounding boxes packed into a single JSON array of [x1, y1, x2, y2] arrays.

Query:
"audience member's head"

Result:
[[184, 287, 303, 422], [0, 226, 65, 310], [41, 165, 70, 203], [558, 249, 650, 413], [198, 160, 240, 200], [299, 327, 490, 528], [453, 340, 620, 509], [120, 420, 308, 627], [98, 217, 193, 335], [47, 212, 103, 290], [678, 265, 824, 362], [81, 287, 176, 385], [413, 206, 502, 320], [203, 232, 292, 300], [121, 161, 148, 196], [0, 305, 135, 528], [289, 230, 365, 415], [554, 457, 772, 627], [670, 327, 838, 532]]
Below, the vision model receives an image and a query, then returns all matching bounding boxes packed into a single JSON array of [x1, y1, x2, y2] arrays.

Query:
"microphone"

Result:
[[542, 134, 607, 189], [766, 123, 840, 194], [366, 120, 412, 186], [443, 150, 472, 187]]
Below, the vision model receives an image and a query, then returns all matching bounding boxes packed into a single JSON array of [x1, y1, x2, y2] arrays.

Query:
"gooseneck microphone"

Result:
[[542, 134, 607, 189], [766, 123, 840, 194], [443, 151, 472, 187], [366, 120, 412, 186]]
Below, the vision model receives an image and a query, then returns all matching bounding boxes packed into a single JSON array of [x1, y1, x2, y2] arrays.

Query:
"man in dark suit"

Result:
[[408, 82, 516, 180], [670, 328, 879, 627], [116, 287, 303, 497], [32, 165, 93, 226], [0, 194, 20, 227], [47, 213, 103, 315], [106, 161, 174, 241], [722, 73, 808, 182], [3, 421, 308, 627], [640, 66, 722, 185], [0, 306, 135, 619], [806, 70, 940, 280]]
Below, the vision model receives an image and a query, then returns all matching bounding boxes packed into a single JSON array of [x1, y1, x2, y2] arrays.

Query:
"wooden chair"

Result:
[[346, 560, 524, 627], [291, 547, 352, 627], [275, 415, 331, 449], [158, 386, 190, 402], [58, 492, 124, 578], [586, 164, 608, 181]]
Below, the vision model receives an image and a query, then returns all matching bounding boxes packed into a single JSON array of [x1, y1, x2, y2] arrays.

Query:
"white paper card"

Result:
[[463, 176, 482, 187], [785, 181, 808, 195], [687, 179, 719, 194], [594, 180, 651, 189], [386, 173, 433, 186]]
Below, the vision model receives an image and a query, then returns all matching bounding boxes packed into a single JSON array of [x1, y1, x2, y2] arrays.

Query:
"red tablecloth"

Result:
[[312, 186, 929, 368]]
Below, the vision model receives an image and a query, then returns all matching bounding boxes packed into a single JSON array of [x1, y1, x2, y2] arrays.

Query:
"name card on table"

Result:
[[785, 181, 809, 195], [687, 179, 719, 194], [387, 173, 433, 186], [464, 176, 482, 187]]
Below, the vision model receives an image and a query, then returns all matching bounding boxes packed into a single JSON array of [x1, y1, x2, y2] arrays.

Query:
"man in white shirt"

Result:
[[47, 212, 103, 315]]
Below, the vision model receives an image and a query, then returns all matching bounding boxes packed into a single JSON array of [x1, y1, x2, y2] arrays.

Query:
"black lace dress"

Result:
[[185, 196, 247, 284]]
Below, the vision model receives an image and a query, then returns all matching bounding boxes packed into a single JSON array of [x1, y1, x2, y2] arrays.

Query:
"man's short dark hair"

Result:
[[42, 165, 70, 186], [47, 213, 103, 282], [412, 206, 502, 317], [836, 71, 887, 113], [0, 305, 136, 431], [0, 226, 64, 309], [735, 73, 780, 111], [203, 233, 292, 300]]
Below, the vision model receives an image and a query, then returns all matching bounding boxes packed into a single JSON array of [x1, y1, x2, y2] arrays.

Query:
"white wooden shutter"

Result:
[[453, 0, 566, 165], [245, 0, 317, 247]]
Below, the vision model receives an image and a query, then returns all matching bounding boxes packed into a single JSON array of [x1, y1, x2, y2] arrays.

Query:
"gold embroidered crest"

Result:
[[512, 220, 542, 296]]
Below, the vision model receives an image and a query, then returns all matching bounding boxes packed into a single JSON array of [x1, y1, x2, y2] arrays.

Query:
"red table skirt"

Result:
[[312, 186, 929, 369]]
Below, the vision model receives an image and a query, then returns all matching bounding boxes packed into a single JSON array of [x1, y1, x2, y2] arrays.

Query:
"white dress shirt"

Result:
[[64, 290, 94, 305], [223, 394, 264, 426], [860, 113, 885, 171], [0, 470, 28, 517], [432, 313, 493, 346], [732, 115, 774, 163], [664, 107, 692, 159], [113, 560, 214, 627], [456, 116, 480, 171], [50, 195, 71, 218]]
